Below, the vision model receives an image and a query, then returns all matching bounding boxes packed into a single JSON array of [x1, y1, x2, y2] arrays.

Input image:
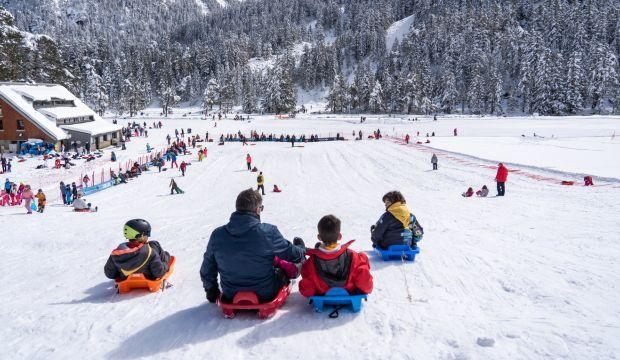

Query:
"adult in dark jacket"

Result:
[[71, 182, 78, 199], [200, 189, 305, 303], [495, 163, 508, 196], [371, 191, 423, 249], [431, 154, 438, 170], [59, 181, 67, 205], [104, 219, 171, 281]]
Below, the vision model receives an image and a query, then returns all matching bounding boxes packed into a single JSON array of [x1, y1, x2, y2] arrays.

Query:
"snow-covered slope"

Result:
[[1, 113, 619, 359], [385, 14, 415, 50]]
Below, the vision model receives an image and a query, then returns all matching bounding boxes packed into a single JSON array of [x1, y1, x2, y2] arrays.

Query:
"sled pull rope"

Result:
[[400, 254, 413, 303], [328, 305, 347, 319]]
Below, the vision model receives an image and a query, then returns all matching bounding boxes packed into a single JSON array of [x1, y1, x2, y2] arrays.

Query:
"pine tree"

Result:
[[327, 74, 348, 113], [368, 80, 384, 113], [203, 78, 220, 111]]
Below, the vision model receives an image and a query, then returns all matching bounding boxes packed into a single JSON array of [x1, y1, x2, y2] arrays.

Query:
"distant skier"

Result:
[[431, 153, 438, 170], [405, 134, 410, 144], [476, 185, 489, 197], [104, 219, 171, 281], [257, 172, 265, 195], [169, 178, 184, 195], [246, 153, 252, 170], [180, 161, 187, 176], [298, 215, 373, 298], [453, 128, 458, 136], [495, 163, 508, 196], [371, 191, 424, 250]]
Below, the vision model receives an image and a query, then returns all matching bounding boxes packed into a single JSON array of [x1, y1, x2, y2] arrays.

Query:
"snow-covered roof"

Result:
[[39, 107, 94, 120], [9, 84, 77, 102], [0, 84, 69, 140], [61, 119, 121, 136]]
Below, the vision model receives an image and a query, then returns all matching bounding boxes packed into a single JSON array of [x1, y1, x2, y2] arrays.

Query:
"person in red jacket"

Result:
[[495, 163, 508, 196], [180, 161, 187, 176], [299, 215, 373, 297], [246, 153, 252, 170]]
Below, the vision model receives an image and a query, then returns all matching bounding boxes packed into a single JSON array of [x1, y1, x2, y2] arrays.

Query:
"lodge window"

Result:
[[0, 119, 3, 131], [112, 132, 117, 139], [103, 134, 108, 141], [16, 120, 25, 130]]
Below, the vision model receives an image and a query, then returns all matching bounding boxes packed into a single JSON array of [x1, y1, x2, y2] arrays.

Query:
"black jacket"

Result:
[[371, 211, 407, 249], [104, 241, 170, 280], [200, 211, 304, 302]]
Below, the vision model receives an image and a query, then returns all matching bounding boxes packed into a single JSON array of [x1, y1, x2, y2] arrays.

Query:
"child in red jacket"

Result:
[[299, 215, 373, 297]]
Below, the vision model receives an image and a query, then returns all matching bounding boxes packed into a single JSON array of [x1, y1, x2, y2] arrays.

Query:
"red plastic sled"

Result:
[[115, 256, 176, 294], [561, 181, 575, 186], [217, 285, 290, 319]]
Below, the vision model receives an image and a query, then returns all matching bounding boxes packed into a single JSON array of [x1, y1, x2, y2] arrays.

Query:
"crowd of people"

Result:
[[1, 178, 44, 213]]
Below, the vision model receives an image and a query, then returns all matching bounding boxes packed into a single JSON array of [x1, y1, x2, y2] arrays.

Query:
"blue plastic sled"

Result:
[[309, 288, 367, 313], [375, 245, 420, 261]]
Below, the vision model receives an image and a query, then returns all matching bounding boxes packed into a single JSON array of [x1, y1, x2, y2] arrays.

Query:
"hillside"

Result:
[[1, 1, 619, 116]]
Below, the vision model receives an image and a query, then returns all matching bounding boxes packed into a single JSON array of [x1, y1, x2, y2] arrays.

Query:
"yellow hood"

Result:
[[388, 202, 410, 229]]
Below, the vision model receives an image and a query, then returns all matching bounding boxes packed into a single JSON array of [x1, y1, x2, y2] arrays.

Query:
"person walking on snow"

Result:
[[246, 153, 252, 171], [170, 153, 178, 168], [405, 134, 410, 144], [22, 185, 34, 214], [431, 154, 438, 170], [180, 161, 187, 176], [257, 172, 265, 195], [35, 189, 46, 213], [495, 163, 508, 196]]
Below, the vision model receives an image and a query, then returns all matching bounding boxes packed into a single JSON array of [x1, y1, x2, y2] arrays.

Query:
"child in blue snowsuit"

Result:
[[65, 184, 73, 204]]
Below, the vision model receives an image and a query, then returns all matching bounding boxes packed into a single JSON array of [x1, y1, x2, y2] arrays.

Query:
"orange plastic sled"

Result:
[[115, 256, 176, 294]]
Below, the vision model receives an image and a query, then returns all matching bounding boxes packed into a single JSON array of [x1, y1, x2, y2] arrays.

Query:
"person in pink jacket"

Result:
[[21, 185, 34, 214]]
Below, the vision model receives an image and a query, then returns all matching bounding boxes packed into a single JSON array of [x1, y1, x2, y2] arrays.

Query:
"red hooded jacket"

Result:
[[496, 164, 508, 182], [299, 240, 373, 297]]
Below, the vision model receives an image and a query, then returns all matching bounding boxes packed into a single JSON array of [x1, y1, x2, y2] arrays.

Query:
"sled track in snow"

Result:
[[385, 136, 620, 188]]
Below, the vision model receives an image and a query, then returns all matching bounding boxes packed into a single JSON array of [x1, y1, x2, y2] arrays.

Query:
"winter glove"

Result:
[[293, 237, 305, 249], [370, 225, 376, 233], [206, 287, 221, 303]]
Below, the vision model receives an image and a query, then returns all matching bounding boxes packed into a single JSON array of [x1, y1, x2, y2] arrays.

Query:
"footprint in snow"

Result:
[[476, 337, 495, 347]]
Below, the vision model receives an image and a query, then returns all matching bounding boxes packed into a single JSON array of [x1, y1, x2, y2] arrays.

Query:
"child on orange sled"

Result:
[[299, 215, 373, 297], [104, 219, 171, 281]]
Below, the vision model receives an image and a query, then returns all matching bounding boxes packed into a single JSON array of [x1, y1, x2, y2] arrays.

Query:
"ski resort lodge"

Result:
[[0, 82, 121, 152]]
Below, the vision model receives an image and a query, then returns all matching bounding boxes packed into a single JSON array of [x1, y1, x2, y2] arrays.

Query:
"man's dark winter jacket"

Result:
[[200, 211, 305, 302], [104, 241, 171, 280]]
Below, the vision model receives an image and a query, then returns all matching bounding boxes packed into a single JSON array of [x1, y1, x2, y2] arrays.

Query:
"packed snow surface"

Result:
[[1, 111, 619, 359]]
